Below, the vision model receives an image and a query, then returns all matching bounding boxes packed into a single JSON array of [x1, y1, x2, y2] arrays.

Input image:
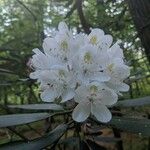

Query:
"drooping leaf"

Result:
[[85, 140, 107, 150], [0, 113, 51, 128], [108, 117, 150, 137], [115, 96, 150, 107], [8, 104, 63, 111], [92, 136, 121, 143], [0, 124, 68, 150], [59, 137, 79, 148], [0, 83, 11, 86], [80, 140, 90, 150], [0, 68, 17, 75], [0, 68, 14, 74], [18, 78, 30, 82], [84, 126, 103, 136]]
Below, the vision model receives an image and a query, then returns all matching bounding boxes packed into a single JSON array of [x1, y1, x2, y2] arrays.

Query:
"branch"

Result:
[[16, 0, 37, 21], [7, 127, 28, 142], [65, 3, 77, 18], [76, 0, 91, 34]]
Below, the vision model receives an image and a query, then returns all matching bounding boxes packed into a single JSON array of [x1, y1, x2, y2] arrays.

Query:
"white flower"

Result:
[[72, 44, 110, 85], [40, 82, 63, 102], [42, 22, 74, 62], [30, 48, 60, 70], [72, 82, 118, 122], [105, 63, 130, 92], [29, 21, 130, 123], [88, 29, 113, 51], [30, 49, 76, 103], [103, 43, 130, 92], [29, 48, 64, 80], [40, 81, 75, 103], [37, 67, 75, 102]]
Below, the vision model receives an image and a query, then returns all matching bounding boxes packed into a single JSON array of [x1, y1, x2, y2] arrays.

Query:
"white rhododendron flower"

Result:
[[30, 21, 130, 123], [72, 82, 118, 122]]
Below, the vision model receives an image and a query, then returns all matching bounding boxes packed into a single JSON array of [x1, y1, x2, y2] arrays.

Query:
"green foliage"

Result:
[[115, 96, 150, 107], [0, 113, 51, 127], [108, 117, 150, 137], [8, 103, 64, 110], [0, 124, 68, 150]]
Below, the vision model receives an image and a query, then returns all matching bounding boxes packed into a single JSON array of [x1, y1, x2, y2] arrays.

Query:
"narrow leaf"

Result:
[[108, 117, 150, 136], [0, 83, 11, 86], [59, 137, 79, 147], [0, 113, 51, 128], [8, 104, 63, 111], [0, 68, 17, 75], [115, 96, 150, 107], [92, 136, 121, 143], [0, 68, 13, 73], [85, 139, 107, 150], [0, 124, 68, 150]]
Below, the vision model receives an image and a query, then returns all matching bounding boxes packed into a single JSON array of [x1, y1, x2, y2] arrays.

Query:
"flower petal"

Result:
[[72, 102, 91, 122], [115, 83, 130, 92], [40, 89, 58, 102], [43, 37, 56, 54], [61, 88, 75, 103], [107, 82, 129, 92], [100, 89, 118, 106], [109, 43, 124, 58], [100, 35, 113, 50], [89, 28, 104, 38], [58, 22, 68, 32], [114, 65, 130, 79], [29, 71, 40, 79], [91, 72, 110, 82], [91, 102, 112, 123], [74, 85, 88, 103]]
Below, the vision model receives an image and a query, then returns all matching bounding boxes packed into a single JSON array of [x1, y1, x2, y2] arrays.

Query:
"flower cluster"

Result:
[[30, 22, 130, 123]]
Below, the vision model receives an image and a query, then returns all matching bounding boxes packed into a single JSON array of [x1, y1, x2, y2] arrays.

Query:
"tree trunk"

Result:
[[127, 0, 150, 64]]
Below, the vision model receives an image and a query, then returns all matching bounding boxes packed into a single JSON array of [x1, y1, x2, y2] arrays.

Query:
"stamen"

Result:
[[60, 40, 68, 50], [84, 52, 92, 64], [90, 36, 97, 45]]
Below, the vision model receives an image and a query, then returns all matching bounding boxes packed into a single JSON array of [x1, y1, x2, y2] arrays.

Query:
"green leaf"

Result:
[[0, 68, 13, 74], [0, 113, 51, 128], [0, 68, 17, 75], [8, 104, 63, 111], [59, 137, 79, 147], [115, 96, 150, 107], [85, 139, 107, 150], [0, 124, 68, 150], [108, 117, 150, 137], [92, 136, 121, 143], [80, 140, 90, 150], [0, 83, 11, 86]]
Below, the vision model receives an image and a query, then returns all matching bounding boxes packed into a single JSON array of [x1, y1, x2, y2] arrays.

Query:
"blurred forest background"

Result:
[[0, 0, 150, 150]]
